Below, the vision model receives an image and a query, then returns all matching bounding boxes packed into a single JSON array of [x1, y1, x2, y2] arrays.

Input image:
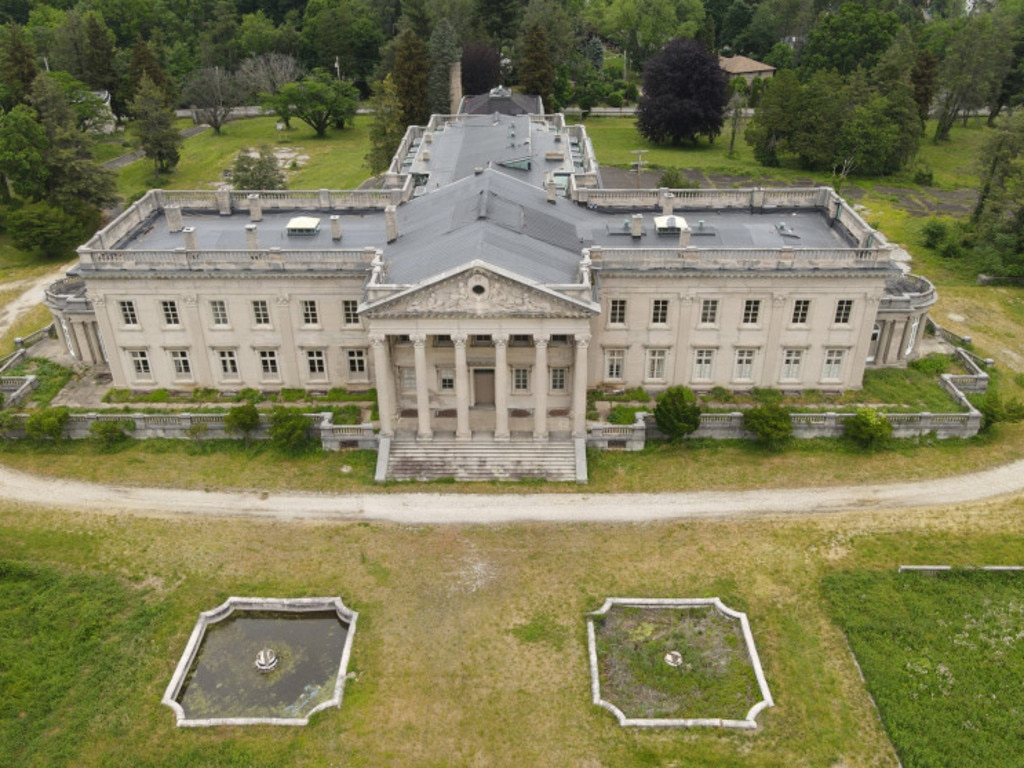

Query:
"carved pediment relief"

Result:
[[366, 267, 594, 319]]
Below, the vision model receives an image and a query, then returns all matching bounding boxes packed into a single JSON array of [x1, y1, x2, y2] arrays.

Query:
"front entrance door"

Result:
[[474, 369, 495, 405]]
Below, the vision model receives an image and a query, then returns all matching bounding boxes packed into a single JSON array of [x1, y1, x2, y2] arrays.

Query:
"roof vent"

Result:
[[286, 216, 320, 236]]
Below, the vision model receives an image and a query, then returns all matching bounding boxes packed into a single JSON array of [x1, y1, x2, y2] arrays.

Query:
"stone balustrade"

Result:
[[78, 247, 378, 272], [588, 247, 890, 271]]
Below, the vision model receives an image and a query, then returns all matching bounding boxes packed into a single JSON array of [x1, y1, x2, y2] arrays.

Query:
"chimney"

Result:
[[679, 224, 692, 248], [183, 226, 198, 251], [660, 189, 675, 216], [165, 206, 184, 233], [546, 178, 557, 203], [385, 205, 398, 243], [245, 223, 258, 250], [630, 213, 643, 239], [216, 188, 231, 215], [330, 215, 342, 241], [248, 193, 262, 221], [421, 149, 430, 162], [449, 60, 463, 115]]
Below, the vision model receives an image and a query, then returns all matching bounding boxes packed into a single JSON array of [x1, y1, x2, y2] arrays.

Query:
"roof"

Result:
[[459, 86, 544, 116], [719, 55, 776, 75]]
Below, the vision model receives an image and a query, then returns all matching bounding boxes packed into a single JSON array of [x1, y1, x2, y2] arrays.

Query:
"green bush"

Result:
[[234, 387, 263, 404], [137, 389, 170, 403], [190, 388, 218, 402], [223, 403, 260, 443], [24, 406, 70, 440], [608, 404, 644, 425], [920, 218, 948, 249], [89, 419, 135, 448], [909, 353, 951, 376], [653, 386, 701, 441], [332, 404, 362, 424], [280, 388, 306, 402], [268, 407, 316, 454], [658, 167, 684, 188], [606, 91, 624, 108], [843, 408, 893, 450], [707, 386, 736, 403], [742, 404, 792, 450], [751, 387, 784, 405], [912, 164, 934, 186], [103, 389, 133, 403], [972, 391, 1024, 432]]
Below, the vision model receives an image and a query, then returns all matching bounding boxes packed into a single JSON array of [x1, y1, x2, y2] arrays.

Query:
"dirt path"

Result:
[[1, 458, 1022, 523], [0, 264, 69, 340]]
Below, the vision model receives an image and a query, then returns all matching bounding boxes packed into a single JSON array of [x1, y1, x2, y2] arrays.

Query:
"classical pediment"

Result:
[[363, 264, 596, 319]]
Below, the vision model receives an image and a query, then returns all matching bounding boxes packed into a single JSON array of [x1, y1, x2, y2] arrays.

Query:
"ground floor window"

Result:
[[346, 349, 366, 375], [605, 348, 625, 380], [822, 348, 845, 380], [438, 367, 455, 391], [512, 367, 530, 393], [306, 349, 326, 377], [693, 348, 714, 381], [550, 367, 567, 392], [645, 348, 667, 381], [734, 349, 755, 381], [258, 349, 279, 378], [128, 349, 150, 379], [781, 348, 803, 381], [400, 367, 416, 392], [169, 349, 192, 379], [218, 349, 238, 377]]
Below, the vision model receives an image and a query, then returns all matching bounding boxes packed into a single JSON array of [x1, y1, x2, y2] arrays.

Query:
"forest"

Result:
[[2, 0, 1024, 274]]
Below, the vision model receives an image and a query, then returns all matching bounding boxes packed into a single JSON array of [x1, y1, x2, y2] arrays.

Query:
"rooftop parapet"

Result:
[[76, 246, 380, 273], [587, 245, 893, 272]]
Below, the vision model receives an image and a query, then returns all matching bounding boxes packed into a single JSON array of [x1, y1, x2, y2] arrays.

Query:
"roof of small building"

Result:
[[459, 86, 544, 116], [719, 55, 776, 75]]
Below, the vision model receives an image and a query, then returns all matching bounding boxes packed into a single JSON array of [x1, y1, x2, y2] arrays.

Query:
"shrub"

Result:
[[224, 403, 260, 443], [280, 388, 306, 403], [843, 408, 893, 450], [973, 392, 1024, 432], [909, 354, 951, 376], [235, 387, 263, 404], [751, 387, 784, 405], [608, 404, 644, 425], [921, 218, 948, 249], [190, 388, 218, 402], [24, 406, 70, 440], [103, 389, 133, 403], [658, 167, 684, 188], [653, 386, 701, 441], [89, 418, 135, 448], [269, 407, 316, 454], [707, 386, 735, 403], [912, 164, 934, 186], [606, 91, 624, 108], [742, 404, 792, 450], [333, 404, 362, 424]]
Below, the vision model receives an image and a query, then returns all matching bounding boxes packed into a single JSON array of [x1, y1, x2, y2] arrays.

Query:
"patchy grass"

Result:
[[823, 569, 1024, 768], [0, 306, 55, 357], [5, 358, 74, 406]]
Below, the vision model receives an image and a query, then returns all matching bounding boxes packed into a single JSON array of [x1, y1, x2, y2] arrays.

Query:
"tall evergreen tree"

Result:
[[428, 18, 460, 115], [0, 23, 39, 109], [392, 29, 430, 127], [517, 22, 554, 110], [130, 74, 181, 174], [366, 73, 405, 174]]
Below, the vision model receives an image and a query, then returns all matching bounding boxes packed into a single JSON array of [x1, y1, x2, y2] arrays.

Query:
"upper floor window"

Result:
[[218, 349, 239, 376], [161, 300, 180, 326], [347, 349, 366, 374], [609, 299, 627, 325], [342, 299, 360, 326], [792, 299, 810, 325], [301, 300, 319, 326], [512, 367, 530, 392], [252, 300, 271, 326], [700, 299, 718, 325], [259, 348, 279, 376], [119, 300, 138, 326], [210, 300, 229, 326], [510, 334, 532, 347], [651, 299, 669, 325], [834, 299, 854, 324], [550, 367, 567, 391], [742, 299, 761, 325]]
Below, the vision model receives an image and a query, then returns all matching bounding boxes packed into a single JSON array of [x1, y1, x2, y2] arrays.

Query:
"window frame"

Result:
[[438, 367, 455, 391], [645, 348, 667, 381], [693, 348, 714, 381], [161, 300, 181, 327], [512, 367, 530, 393], [742, 299, 761, 325], [218, 349, 239, 377], [834, 299, 854, 325], [604, 348, 625, 381], [651, 298, 669, 325], [609, 298, 627, 325], [252, 299, 271, 327], [306, 349, 327, 376], [301, 299, 320, 326], [791, 299, 810, 325], [734, 348, 755, 381], [258, 348, 279, 378], [210, 299, 229, 327], [781, 348, 803, 381], [119, 300, 138, 326], [342, 299, 360, 326], [822, 348, 845, 380], [128, 349, 151, 379], [169, 349, 192, 379], [550, 367, 567, 392], [347, 348, 367, 375], [699, 298, 719, 325]]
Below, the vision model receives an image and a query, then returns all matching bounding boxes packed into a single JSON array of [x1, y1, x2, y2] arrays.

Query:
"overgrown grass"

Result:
[[6, 358, 74, 406], [823, 569, 1024, 768]]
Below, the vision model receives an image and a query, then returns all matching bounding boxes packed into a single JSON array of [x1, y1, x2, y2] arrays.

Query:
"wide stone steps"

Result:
[[384, 437, 583, 482]]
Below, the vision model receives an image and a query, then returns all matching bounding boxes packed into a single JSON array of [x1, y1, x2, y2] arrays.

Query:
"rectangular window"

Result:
[[307, 349, 326, 375], [742, 299, 761, 325], [510, 334, 532, 347], [347, 349, 366, 374], [693, 348, 714, 381], [471, 334, 492, 346], [433, 335, 453, 347], [823, 349, 845, 380], [129, 350, 150, 377], [512, 368, 530, 392], [259, 349, 278, 376], [400, 367, 416, 391], [792, 299, 810, 325], [782, 349, 803, 380], [605, 349, 625, 380], [439, 368, 455, 390], [609, 299, 627, 325], [170, 350, 191, 377], [645, 348, 667, 380], [342, 299, 360, 326], [834, 299, 854, 324], [734, 349, 755, 380], [301, 300, 319, 326], [119, 300, 138, 326], [252, 300, 270, 326], [210, 300, 229, 326], [161, 300, 180, 326], [700, 299, 718, 325], [550, 367, 566, 391], [651, 299, 669, 325], [219, 349, 238, 376]]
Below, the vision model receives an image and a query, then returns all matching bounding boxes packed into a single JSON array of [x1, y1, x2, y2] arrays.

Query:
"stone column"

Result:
[[573, 333, 590, 437], [369, 333, 395, 437], [411, 333, 432, 439], [493, 333, 509, 441], [533, 333, 550, 440], [453, 332, 471, 440]]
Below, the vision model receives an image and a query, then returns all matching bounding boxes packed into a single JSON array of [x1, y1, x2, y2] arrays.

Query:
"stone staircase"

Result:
[[379, 436, 586, 482]]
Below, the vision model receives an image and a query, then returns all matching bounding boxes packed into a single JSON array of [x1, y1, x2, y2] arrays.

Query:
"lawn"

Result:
[[2, 494, 1023, 767], [823, 569, 1024, 768]]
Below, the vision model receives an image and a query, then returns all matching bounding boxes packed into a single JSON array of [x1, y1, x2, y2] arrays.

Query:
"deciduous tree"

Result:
[[183, 65, 243, 134], [231, 145, 285, 189], [636, 37, 727, 145], [272, 69, 358, 137]]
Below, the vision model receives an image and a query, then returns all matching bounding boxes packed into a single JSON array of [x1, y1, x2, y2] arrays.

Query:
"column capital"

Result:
[[491, 332, 509, 347], [452, 332, 467, 348], [410, 332, 427, 348], [533, 333, 550, 348], [574, 333, 591, 349], [368, 332, 387, 347]]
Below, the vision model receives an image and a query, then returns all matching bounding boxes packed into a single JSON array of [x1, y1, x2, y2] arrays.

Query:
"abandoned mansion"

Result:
[[45, 107, 936, 445]]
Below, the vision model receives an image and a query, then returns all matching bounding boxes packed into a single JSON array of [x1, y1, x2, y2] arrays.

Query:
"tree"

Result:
[[24, 406, 69, 440], [392, 29, 430, 128], [224, 402, 260, 444], [844, 408, 892, 450], [461, 42, 501, 96], [8, 200, 99, 257], [742, 403, 792, 451], [130, 74, 182, 175], [232, 145, 285, 189], [269, 406, 316, 454], [89, 418, 135, 448], [970, 111, 1024, 276], [183, 66, 243, 135], [237, 53, 302, 101], [271, 70, 358, 137], [653, 386, 701, 441], [120, 37, 174, 119], [0, 103, 47, 202], [636, 38, 728, 145], [0, 22, 38, 108], [798, 3, 899, 78], [428, 18, 460, 115], [517, 22, 554, 109], [366, 73, 405, 174]]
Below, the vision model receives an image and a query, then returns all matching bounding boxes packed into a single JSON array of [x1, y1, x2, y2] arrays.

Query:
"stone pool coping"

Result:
[[162, 596, 359, 727], [586, 597, 774, 728]]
